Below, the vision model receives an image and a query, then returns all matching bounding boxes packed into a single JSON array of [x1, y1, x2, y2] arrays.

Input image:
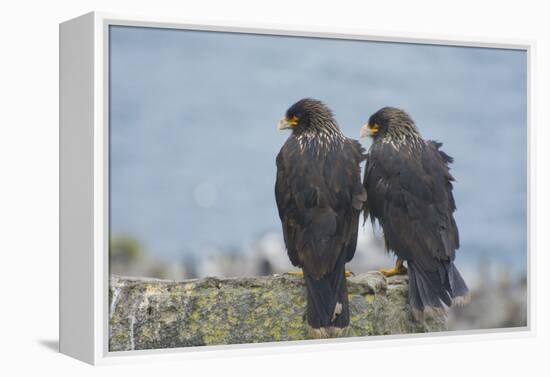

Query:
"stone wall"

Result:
[[109, 272, 446, 351]]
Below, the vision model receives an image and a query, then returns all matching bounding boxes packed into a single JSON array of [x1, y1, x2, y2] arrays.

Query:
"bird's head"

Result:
[[360, 107, 420, 141], [278, 98, 339, 135]]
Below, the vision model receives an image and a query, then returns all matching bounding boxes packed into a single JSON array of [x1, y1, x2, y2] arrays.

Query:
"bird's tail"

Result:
[[303, 257, 349, 338], [407, 260, 470, 320]]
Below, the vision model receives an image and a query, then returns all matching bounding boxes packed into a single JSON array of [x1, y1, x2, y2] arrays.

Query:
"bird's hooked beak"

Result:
[[278, 115, 299, 130], [360, 123, 380, 138]]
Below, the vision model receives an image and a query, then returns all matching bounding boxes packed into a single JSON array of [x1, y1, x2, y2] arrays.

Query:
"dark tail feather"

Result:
[[303, 258, 349, 337], [407, 260, 469, 320], [446, 261, 470, 305]]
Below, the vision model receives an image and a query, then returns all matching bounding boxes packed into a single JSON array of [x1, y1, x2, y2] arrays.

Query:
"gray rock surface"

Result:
[[109, 272, 446, 351]]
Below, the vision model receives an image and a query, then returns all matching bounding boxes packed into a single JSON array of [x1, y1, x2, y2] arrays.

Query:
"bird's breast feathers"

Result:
[[378, 133, 424, 152], [295, 132, 346, 154]]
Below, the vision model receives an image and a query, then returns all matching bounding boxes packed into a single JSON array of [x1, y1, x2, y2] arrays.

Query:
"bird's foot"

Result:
[[285, 271, 355, 278], [285, 271, 303, 277], [379, 260, 407, 277]]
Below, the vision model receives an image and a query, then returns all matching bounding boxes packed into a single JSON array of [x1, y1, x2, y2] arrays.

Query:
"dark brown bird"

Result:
[[275, 98, 366, 337], [360, 107, 469, 319]]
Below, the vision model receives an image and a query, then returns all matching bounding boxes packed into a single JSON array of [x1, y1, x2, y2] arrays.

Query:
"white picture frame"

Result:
[[59, 11, 535, 365]]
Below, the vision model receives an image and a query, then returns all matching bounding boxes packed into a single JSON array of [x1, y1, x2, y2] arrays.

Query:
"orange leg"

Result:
[[286, 271, 304, 277], [379, 258, 407, 277], [286, 270, 355, 278]]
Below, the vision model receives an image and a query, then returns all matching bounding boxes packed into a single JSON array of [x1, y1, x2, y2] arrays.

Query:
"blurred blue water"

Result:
[[109, 26, 527, 273]]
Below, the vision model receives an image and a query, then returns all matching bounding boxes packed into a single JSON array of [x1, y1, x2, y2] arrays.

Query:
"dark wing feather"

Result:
[[275, 137, 365, 279], [363, 140, 458, 272], [323, 139, 366, 263], [275, 150, 301, 267]]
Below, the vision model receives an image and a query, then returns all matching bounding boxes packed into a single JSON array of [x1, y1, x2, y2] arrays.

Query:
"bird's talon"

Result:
[[379, 259, 407, 277], [286, 271, 304, 277]]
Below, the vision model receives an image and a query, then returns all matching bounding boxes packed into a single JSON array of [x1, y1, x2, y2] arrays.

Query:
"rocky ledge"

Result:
[[109, 272, 446, 351]]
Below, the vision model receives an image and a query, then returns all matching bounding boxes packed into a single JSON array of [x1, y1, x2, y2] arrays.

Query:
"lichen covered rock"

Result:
[[109, 272, 446, 351]]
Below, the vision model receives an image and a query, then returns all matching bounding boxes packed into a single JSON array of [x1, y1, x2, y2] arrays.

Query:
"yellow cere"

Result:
[[369, 123, 380, 135], [288, 115, 299, 127]]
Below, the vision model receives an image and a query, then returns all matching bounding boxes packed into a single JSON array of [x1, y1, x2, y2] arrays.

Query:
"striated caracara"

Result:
[[360, 107, 469, 319], [275, 98, 366, 337]]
